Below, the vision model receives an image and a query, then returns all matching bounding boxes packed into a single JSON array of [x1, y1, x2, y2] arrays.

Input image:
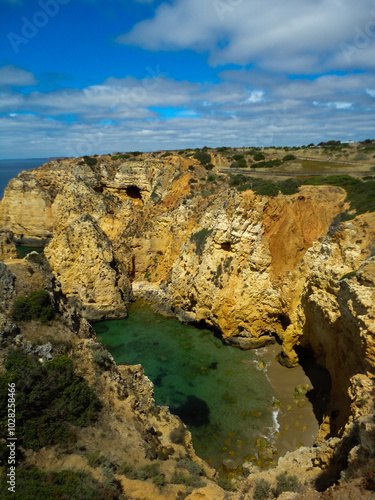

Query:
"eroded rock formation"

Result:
[[0, 153, 374, 497]]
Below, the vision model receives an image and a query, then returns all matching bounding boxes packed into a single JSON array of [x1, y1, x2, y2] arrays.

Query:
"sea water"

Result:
[[93, 300, 278, 469]]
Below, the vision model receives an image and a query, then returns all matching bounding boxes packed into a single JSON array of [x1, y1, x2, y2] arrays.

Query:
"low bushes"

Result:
[[12, 290, 55, 324], [0, 351, 102, 450], [0, 467, 120, 500]]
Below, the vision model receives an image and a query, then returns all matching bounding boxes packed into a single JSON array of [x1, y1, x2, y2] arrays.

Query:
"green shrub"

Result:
[[12, 290, 55, 324], [0, 467, 120, 499], [277, 178, 301, 195], [82, 156, 98, 166], [274, 472, 300, 496], [137, 462, 162, 481], [152, 473, 166, 488], [171, 470, 204, 488], [0, 351, 102, 450], [193, 151, 211, 165], [229, 174, 247, 187], [282, 154, 296, 161], [87, 449, 108, 468], [117, 461, 138, 479], [217, 476, 236, 491], [253, 478, 271, 499], [252, 159, 282, 168], [177, 459, 203, 476], [253, 152, 265, 161]]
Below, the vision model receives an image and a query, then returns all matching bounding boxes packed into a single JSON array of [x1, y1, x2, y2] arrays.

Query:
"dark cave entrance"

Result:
[[295, 345, 332, 425], [126, 185, 142, 200]]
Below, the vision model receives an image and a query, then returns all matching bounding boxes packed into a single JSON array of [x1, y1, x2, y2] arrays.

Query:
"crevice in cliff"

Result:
[[126, 185, 142, 200], [295, 346, 332, 426]]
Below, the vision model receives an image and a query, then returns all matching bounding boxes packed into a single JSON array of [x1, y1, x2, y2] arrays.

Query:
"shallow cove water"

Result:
[[93, 301, 278, 469]]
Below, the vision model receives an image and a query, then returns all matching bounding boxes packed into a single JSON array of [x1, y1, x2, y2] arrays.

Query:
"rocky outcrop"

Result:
[[0, 172, 54, 243], [279, 213, 375, 442], [45, 214, 132, 321], [137, 186, 347, 349], [1, 153, 374, 496], [0, 230, 18, 260]]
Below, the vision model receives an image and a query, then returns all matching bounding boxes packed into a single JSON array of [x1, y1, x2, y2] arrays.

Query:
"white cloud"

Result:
[[0, 65, 37, 87], [118, 0, 375, 72], [247, 90, 265, 104], [0, 64, 373, 158]]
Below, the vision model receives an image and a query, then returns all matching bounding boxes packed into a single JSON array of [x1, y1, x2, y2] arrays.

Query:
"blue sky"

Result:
[[0, 0, 374, 158]]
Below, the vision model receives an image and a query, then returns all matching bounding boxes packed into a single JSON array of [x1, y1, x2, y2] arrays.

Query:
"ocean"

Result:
[[0, 158, 50, 200]]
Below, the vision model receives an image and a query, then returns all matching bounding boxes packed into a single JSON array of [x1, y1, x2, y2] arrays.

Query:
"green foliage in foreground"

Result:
[[274, 472, 301, 495], [229, 174, 375, 215], [12, 290, 55, 324], [0, 351, 102, 450], [0, 467, 120, 500], [253, 478, 271, 499]]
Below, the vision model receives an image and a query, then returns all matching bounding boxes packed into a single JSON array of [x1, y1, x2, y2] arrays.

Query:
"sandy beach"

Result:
[[257, 344, 320, 458]]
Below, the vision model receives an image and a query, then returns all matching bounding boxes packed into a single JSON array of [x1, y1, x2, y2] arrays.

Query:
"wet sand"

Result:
[[257, 344, 320, 458]]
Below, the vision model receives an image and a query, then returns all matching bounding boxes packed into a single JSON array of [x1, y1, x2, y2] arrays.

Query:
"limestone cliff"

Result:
[[0, 153, 374, 497], [44, 214, 132, 321], [0, 256, 223, 499]]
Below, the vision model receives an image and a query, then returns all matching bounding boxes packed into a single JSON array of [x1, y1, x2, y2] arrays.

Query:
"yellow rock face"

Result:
[[1, 154, 374, 443], [45, 214, 131, 321]]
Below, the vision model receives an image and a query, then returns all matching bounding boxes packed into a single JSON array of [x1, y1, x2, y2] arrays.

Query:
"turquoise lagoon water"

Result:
[[93, 301, 277, 469]]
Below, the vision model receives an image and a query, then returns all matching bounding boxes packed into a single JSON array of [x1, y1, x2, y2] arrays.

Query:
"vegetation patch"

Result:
[[273, 472, 301, 496], [12, 290, 55, 324], [190, 228, 213, 254], [0, 467, 121, 500], [193, 151, 211, 166], [171, 469, 204, 488], [229, 173, 375, 214], [304, 175, 375, 214], [80, 156, 98, 166], [0, 351, 102, 450], [253, 478, 272, 499]]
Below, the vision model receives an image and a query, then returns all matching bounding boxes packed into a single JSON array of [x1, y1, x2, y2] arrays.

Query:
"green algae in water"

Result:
[[16, 246, 44, 258], [93, 301, 275, 469]]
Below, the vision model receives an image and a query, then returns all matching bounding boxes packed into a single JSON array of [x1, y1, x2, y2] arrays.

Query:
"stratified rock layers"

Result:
[[0, 155, 374, 445], [45, 214, 132, 321]]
